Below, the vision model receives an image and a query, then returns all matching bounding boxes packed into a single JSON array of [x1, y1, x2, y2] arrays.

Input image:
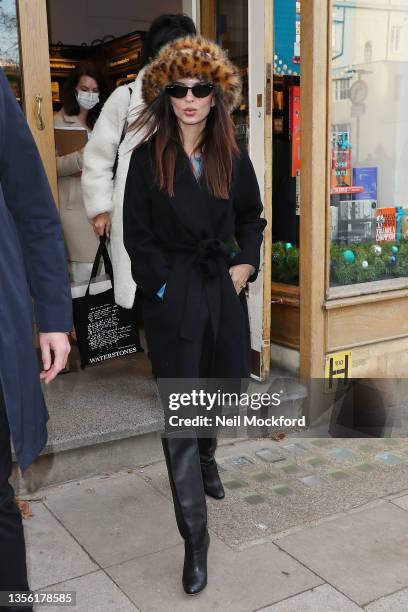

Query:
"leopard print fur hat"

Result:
[[142, 35, 242, 114]]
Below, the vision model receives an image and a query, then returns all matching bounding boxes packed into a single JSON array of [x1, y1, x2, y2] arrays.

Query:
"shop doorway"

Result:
[[45, 0, 272, 380], [2, 0, 272, 381], [201, 1, 302, 377], [45, 0, 188, 379], [200, 0, 273, 379]]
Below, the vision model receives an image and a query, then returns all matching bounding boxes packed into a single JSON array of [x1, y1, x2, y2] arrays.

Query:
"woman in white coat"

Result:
[[55, 61, 111, 282], [81, 14, 196, 308]]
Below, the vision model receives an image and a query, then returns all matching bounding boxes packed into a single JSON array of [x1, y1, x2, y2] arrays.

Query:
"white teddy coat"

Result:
[[81, 68, 146, 308]]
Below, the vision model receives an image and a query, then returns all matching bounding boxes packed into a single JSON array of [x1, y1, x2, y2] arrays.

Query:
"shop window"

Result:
[[390, 25, 401, 54], [364, 41, 372, 64], [329, 1, 408, 289], [271, 0, 301, 286], [215, 0, 248, 147], [0, 0, 22, 102], [332, 6, 345, 60], [334, 77, 350, 101]]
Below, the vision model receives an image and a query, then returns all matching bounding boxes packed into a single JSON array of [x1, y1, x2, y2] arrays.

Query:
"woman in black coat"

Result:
[[123, 36, 266, 595]]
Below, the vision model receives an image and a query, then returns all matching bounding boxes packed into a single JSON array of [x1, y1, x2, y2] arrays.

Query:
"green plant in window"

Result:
[[393, 239, 408, 276], [330, 240, 407, 285], [271, 242, 299, 283], [272, 239, 408, 285]]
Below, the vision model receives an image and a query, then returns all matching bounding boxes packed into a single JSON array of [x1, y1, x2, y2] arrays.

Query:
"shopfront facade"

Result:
[[1, 0, 407, 385]]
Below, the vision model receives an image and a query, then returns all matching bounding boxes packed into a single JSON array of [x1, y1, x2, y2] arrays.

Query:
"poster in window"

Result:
[[376, 207, 396, 242], [352, 167, 377, 201], [331, 131, 351, 188], [290, 85, 300, 177]]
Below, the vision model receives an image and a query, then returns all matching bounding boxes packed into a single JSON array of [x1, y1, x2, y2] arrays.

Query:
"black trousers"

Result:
[[0, 391, 31, 612], [159, 294, 234, 544]]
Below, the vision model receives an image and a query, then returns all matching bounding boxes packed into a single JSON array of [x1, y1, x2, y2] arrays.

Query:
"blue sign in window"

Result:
[[274, 0, 300, 76]]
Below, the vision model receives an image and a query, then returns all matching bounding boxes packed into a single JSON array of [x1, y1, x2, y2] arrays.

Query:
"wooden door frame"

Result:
[[299, 0, 329, 379], [262, 0, 273, 379], [17, 0, 58, 203]]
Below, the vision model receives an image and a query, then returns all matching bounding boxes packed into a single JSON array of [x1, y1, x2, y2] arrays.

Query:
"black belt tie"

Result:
[[163, 238, 231, 342]]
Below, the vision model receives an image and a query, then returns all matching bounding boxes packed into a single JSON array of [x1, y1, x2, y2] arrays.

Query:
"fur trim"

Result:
[[142, 36, 242, 114]]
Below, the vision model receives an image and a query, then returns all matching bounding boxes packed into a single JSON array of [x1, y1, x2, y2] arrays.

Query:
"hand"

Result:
[[229, 264, 254, 294], [39, 333, 71, 384], [92, 212, 111, 237]]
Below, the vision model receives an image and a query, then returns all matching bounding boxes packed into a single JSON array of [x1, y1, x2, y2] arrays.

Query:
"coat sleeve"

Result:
[[231, 149, 267, 282], [0, 70, 72, 332], [56, 150, 82, 177], [81, 85, 131, 219], [123, 147, 170, 298]]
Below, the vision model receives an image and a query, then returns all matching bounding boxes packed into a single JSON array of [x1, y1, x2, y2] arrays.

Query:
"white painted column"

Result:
[[247, 0, 267, 378]]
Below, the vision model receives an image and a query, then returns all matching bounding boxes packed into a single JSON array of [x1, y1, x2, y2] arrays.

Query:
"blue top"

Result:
[[190, 152, 203, 180]]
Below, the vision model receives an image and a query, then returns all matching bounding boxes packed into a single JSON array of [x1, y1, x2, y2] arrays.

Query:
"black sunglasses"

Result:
[[165, 83, 214, 99]]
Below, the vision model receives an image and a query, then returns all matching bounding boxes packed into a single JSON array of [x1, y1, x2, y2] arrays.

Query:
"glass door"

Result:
[[1, 1, 58, 201], [200, 0, 273, 379]]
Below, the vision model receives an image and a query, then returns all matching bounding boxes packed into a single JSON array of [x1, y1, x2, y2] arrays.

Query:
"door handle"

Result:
[[265, 63, 272, 116], [34, 94, 45, 131]]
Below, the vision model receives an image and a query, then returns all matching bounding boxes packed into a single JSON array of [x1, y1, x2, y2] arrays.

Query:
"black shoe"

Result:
[[182, 531, 210, 595], [202, 460, 225, 499]]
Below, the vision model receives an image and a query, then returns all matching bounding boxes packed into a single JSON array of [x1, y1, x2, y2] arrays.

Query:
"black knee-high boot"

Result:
[[198, 436, 225, 500], [161, 435, 210, 595]]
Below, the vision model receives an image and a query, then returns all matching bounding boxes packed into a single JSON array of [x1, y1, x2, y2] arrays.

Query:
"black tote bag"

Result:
[[73, 236, 144, 368]]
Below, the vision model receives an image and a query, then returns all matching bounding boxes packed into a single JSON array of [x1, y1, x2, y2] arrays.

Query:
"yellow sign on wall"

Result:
[[325, 350, 352, 390]]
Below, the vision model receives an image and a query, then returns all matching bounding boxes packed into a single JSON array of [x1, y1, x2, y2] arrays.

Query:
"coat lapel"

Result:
[[169, 145, 214, 240]]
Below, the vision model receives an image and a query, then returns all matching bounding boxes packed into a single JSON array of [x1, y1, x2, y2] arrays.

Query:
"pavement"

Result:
[[22, 435, 408, 612]]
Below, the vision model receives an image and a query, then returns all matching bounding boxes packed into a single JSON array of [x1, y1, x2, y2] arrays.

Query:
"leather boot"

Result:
[[161, 434, 209, 594], [198, 437, 225, 500], [183, 530, 210, 595]]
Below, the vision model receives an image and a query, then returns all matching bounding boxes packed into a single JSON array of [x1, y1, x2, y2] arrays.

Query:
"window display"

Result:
[[272, 0, 301, 285], [215, 0, 248, 146], [329, 1, 408, 287]]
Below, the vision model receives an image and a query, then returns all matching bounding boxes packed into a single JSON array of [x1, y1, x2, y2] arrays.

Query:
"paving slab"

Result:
[[391, 494, 408, 511], [259, 584, 362, 611], [106, 536, 322, 612], [138, 437, 408, 548], [365, 587, 408, 611], [277, 502, 408, 605], [42, 472, 180, 567], [24, 502, 97, 590], [38, 570, 138, 612]]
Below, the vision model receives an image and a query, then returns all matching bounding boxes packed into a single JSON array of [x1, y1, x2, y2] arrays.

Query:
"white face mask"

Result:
[[76, 90, 99, 110]]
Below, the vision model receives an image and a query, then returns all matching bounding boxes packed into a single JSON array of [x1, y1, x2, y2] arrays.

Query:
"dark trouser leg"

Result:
[[0, 392, 32, 612], [196, 319, 224, 499], [161, 433, 209, 594], [197, 437, 225, 500], [161, 435, 207, 544], [158, 300, 212, 594]]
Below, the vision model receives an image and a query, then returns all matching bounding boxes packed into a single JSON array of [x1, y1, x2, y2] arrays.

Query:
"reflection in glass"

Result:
[[215, 0, 248, 146], [271, 0, 301, 285], [330, 1, 408, 287], [0, 0, 21, 102]]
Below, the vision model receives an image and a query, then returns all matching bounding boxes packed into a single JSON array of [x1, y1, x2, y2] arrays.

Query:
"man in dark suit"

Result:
[[0, 70, 72, 609]]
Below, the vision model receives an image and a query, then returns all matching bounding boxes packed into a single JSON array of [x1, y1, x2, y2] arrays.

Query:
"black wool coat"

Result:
[[123, 138, 266, 378], [0, 70, 72, 471]]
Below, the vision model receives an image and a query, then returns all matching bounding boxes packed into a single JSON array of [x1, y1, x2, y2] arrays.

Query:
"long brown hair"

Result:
[[128, 87, 240, 199]]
